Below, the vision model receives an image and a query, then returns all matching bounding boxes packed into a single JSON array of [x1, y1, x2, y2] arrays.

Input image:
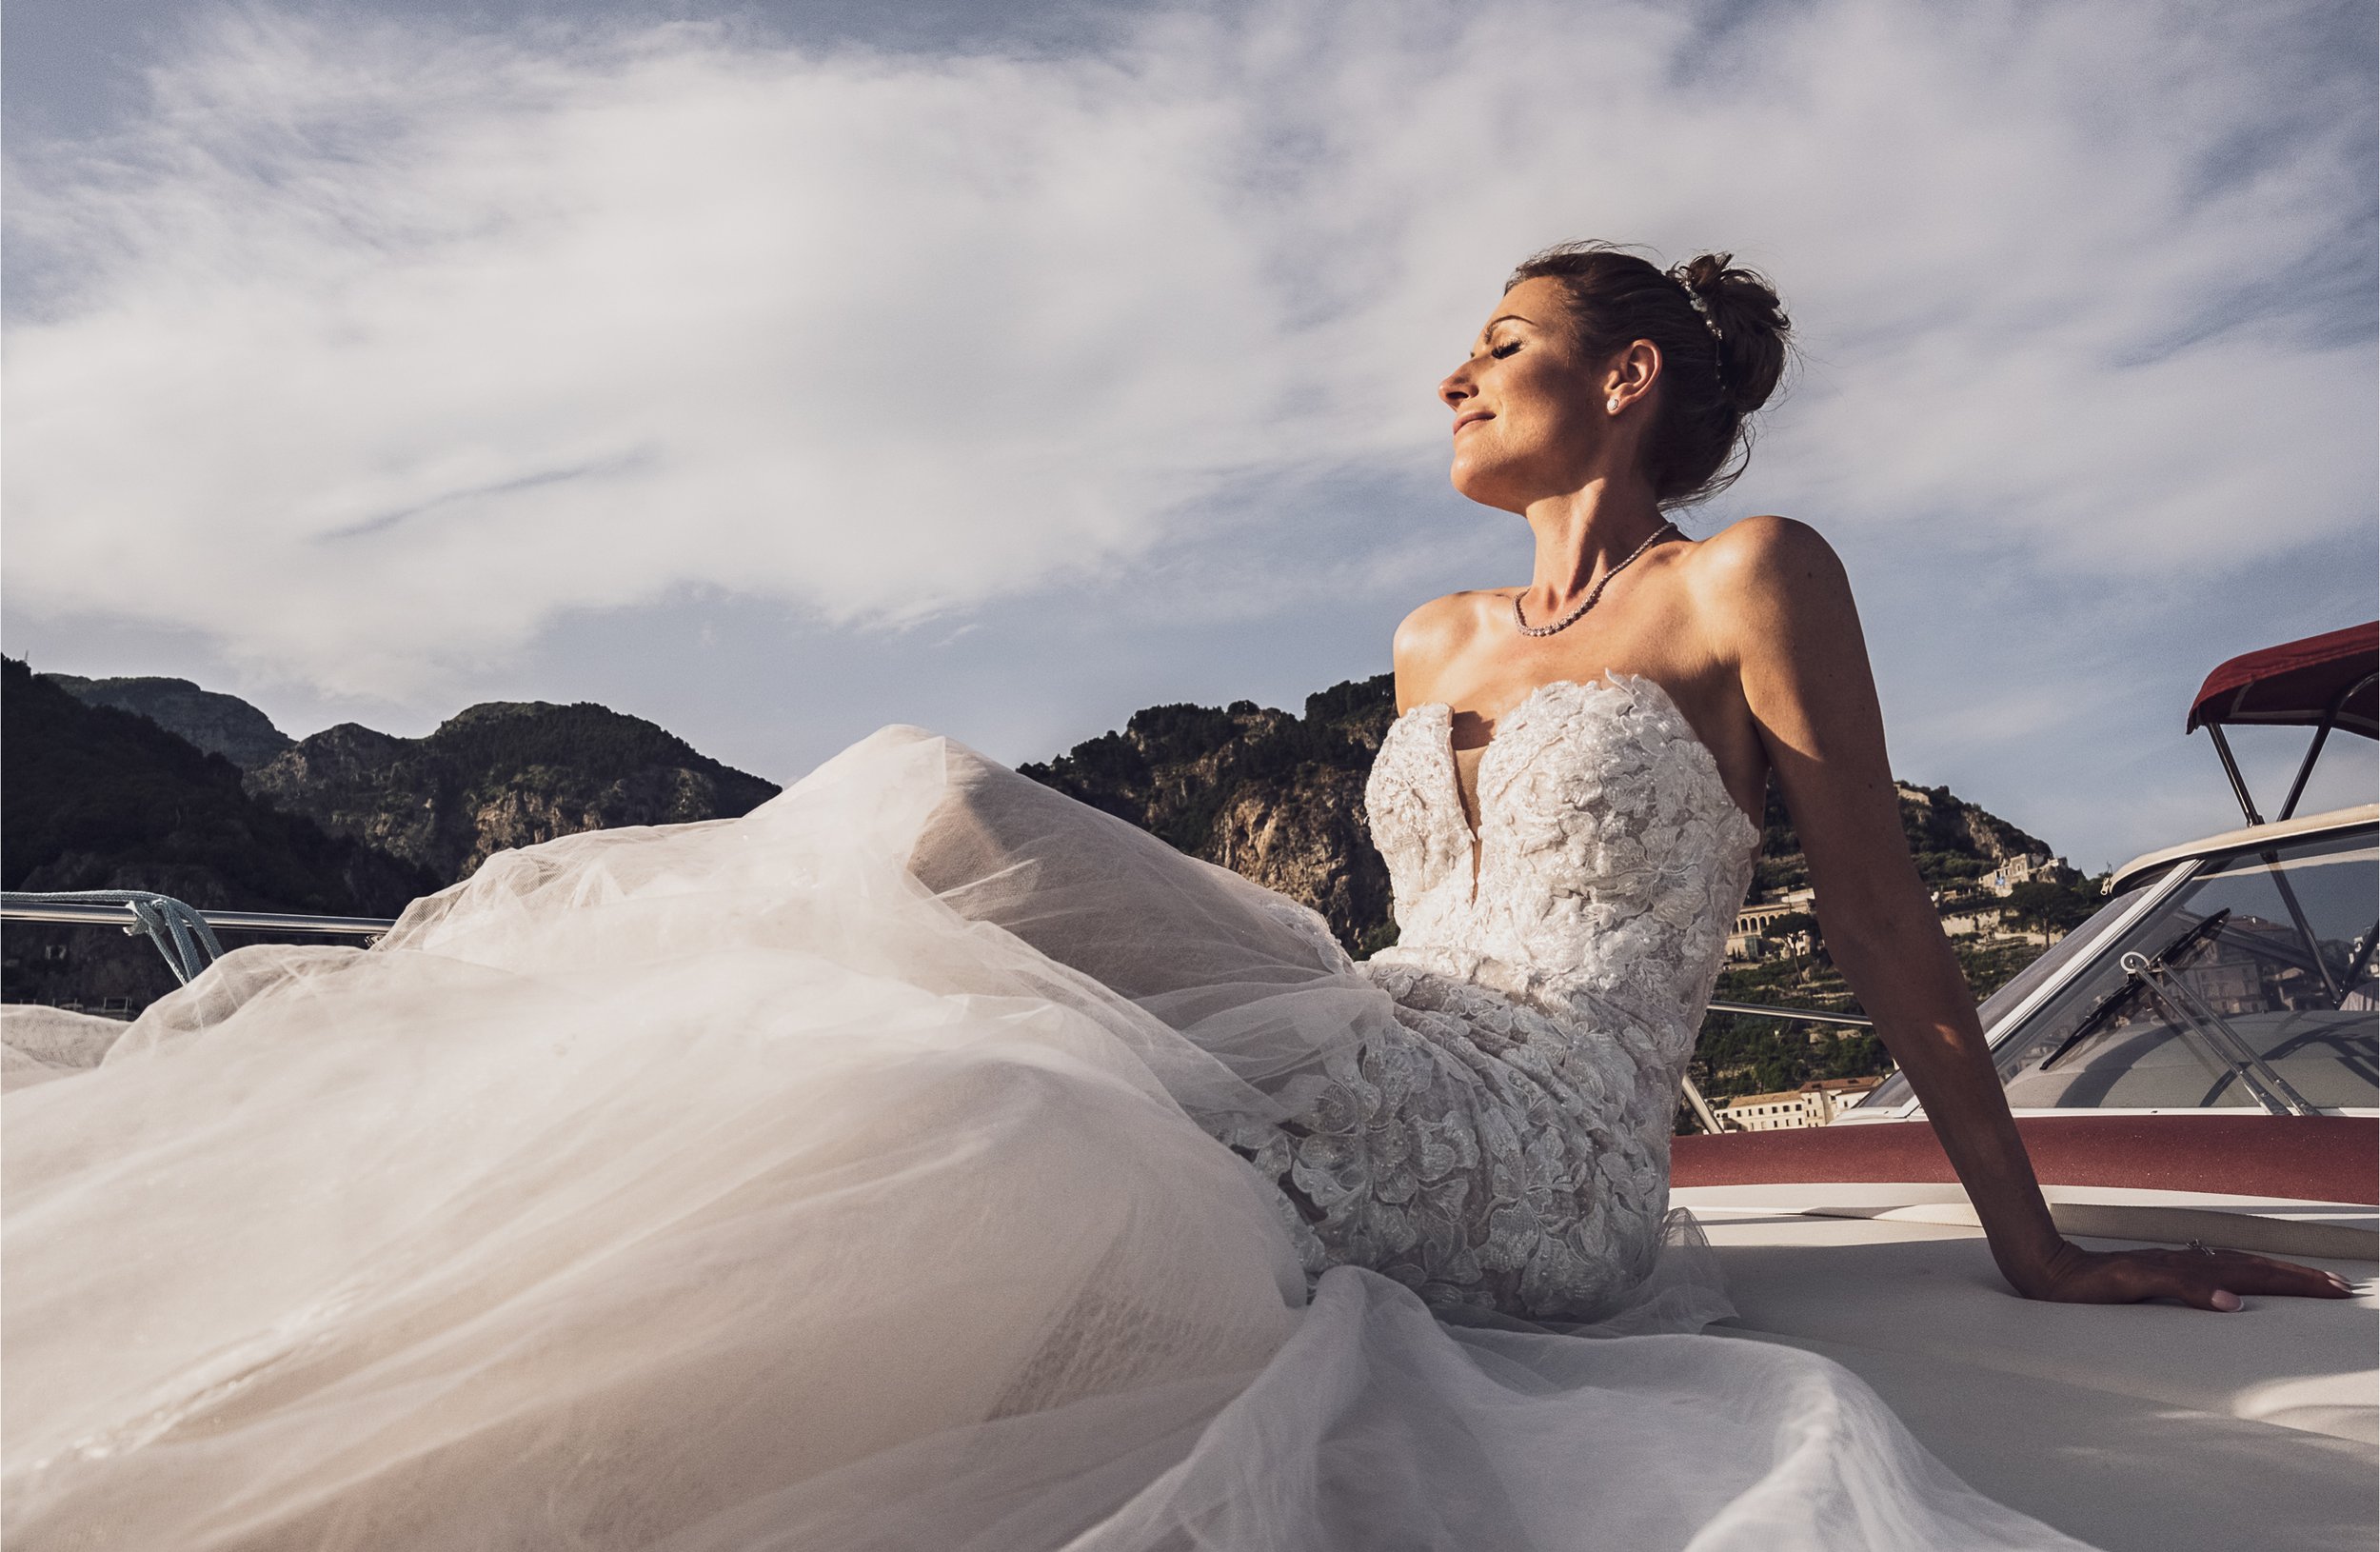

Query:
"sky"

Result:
[[6, 0, 2375, 873]]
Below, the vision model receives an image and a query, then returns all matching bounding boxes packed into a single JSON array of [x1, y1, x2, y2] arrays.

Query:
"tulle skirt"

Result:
[[2, 727, 2088, 1548]]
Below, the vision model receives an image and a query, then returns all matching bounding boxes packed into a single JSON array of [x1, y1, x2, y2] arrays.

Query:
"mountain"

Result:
[[1021, 674, 2066, 955], [8, 666, 780, 1011], [1, 658, 442, 1011], [41, 673, 295, 770], [245, 701, 783, 884]]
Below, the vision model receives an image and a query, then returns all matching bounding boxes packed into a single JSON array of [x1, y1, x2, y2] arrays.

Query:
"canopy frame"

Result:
[[2189, 623, 2379, 826]]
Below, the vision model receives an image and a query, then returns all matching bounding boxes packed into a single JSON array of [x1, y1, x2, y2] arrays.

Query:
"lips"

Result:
[[1453, 411, 1493, 436]]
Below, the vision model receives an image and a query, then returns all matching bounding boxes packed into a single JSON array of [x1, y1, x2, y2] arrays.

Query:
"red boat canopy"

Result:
[[2187, 621, 2378, 738]]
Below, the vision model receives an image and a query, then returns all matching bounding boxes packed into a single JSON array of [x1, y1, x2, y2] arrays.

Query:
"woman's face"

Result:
[[1438, 276, 1614, 511]]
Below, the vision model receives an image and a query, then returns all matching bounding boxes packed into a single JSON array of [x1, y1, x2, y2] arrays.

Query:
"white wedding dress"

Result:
[[3, 673, 2091, 1549]]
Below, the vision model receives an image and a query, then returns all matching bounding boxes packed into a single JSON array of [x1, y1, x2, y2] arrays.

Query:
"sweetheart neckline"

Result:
[[1392, 672, 1762, 846]]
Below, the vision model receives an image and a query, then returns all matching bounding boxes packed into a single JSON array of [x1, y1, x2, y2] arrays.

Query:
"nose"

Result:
[[1438, 364, 1476, 409]]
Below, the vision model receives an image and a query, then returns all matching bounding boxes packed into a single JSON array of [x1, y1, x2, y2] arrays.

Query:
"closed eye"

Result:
[[1490, 340, 1521, 358]]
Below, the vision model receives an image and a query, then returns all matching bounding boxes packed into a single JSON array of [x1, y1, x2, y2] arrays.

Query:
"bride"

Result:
[[5, 242, 2349, 1550]]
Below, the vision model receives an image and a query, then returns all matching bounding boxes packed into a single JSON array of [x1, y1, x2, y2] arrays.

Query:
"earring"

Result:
[[1607, 395, 1621, 414]]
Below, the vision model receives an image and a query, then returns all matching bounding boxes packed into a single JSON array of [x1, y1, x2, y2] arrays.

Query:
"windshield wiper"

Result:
[[2112, 911, 2315, 1117], [2034, 910, 2232, 1074]]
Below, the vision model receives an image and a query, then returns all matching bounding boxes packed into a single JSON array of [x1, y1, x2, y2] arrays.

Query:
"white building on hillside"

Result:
[[1719, 1076, 1885, 1131], [1982, 853, 2070, 897]]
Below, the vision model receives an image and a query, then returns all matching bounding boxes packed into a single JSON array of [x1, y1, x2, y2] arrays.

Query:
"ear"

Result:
[[1603, 340, 1663, 413]]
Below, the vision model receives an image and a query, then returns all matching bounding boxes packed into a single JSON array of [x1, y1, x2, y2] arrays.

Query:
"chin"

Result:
[[1448, 464, 1526, 512], [1446, 454, 1494, 499]]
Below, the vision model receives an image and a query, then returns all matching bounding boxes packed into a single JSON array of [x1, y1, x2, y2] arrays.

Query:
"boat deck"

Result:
[[1687, 1205, 2377, 1552]]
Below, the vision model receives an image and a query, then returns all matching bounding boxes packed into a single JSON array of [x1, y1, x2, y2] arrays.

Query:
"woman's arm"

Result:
[[1704, 516, 2349, 1309]]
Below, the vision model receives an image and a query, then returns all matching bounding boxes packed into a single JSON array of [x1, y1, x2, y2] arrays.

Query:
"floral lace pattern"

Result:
[[1238, 674, 1759, 1322]]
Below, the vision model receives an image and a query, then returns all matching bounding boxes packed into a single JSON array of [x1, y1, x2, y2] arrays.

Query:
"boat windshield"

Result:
[[1863, 826, 2379, 1115]]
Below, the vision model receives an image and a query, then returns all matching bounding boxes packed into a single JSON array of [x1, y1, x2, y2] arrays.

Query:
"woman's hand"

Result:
[[2021, 1238, 2356, 1311]]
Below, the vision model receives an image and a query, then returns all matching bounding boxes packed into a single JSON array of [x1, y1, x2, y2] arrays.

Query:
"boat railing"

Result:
[[2, 891, 393, 986], [2, 899, 395, 938]]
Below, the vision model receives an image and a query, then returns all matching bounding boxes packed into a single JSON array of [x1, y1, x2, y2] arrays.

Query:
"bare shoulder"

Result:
[[1673, 514, 1878, 711], [1684, 514, 1846, 596], [1391, 590, 1502, 710], [1678, 515, 1854, 646]]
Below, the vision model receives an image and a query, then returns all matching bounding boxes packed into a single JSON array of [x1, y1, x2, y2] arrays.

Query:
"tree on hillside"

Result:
[[1999, 877, 2102, 947], [1763, 910, 1820, 970]]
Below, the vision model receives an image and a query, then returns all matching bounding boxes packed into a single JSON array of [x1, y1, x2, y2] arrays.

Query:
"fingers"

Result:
[[2216, 1251, 2356, 1300], [2148, 1246, 2356, 1309]]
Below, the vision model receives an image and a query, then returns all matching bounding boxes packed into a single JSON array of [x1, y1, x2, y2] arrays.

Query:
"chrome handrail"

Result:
[[1678, 1075, 1726, 1135], [1705, 999, 1872, 1028], [2, 901, 394, 938]]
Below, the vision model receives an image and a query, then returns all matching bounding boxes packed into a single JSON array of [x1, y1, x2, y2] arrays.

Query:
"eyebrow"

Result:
[[1475, 313, 1537, 349]]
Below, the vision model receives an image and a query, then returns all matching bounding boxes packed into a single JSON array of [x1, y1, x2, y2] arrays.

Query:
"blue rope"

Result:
[[1, 889, 227, 985]]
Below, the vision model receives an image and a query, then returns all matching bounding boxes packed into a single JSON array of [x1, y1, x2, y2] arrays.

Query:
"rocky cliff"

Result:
[[1020, 676, 1401, 953], [42, 673, 296, 769], [245, 701, 783, 884]]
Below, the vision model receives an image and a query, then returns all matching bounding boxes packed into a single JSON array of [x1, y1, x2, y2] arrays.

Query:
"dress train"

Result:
[[2, 726, 2090, 1548]]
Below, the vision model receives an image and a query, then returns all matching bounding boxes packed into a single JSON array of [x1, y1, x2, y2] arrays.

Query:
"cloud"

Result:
[[6, 0, 2371, 699]]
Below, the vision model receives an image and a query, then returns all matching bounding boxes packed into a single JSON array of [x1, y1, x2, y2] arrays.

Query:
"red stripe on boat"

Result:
[[1673, 1116, 2380, 1205]]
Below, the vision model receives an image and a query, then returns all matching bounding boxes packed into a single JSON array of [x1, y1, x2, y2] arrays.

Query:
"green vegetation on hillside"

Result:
[[1752, 778, 2057, 900], [418, 702, 773, 793]]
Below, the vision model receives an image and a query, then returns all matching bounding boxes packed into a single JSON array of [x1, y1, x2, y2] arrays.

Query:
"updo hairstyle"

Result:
[[1505, 242, 1792, 508]]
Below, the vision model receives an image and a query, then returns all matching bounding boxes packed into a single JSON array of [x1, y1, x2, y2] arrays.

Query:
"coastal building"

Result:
[[1725, 889, 1821, 962], [1733, 901, 1800, 937], [1719, 1076, 1885, 1131], [1981, 853, 2070, 898], [1723, 1090, 1806, 1130], [1727, 900, 1795, 961]]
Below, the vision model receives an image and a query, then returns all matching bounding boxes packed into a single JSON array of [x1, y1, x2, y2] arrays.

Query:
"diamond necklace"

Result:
[[1511, 521, 1677, 638]]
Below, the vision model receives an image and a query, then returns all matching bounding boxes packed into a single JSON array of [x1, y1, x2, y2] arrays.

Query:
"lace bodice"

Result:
[[1230, 673, 1759, 1321], [1366, 674, 1759, 1026]]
